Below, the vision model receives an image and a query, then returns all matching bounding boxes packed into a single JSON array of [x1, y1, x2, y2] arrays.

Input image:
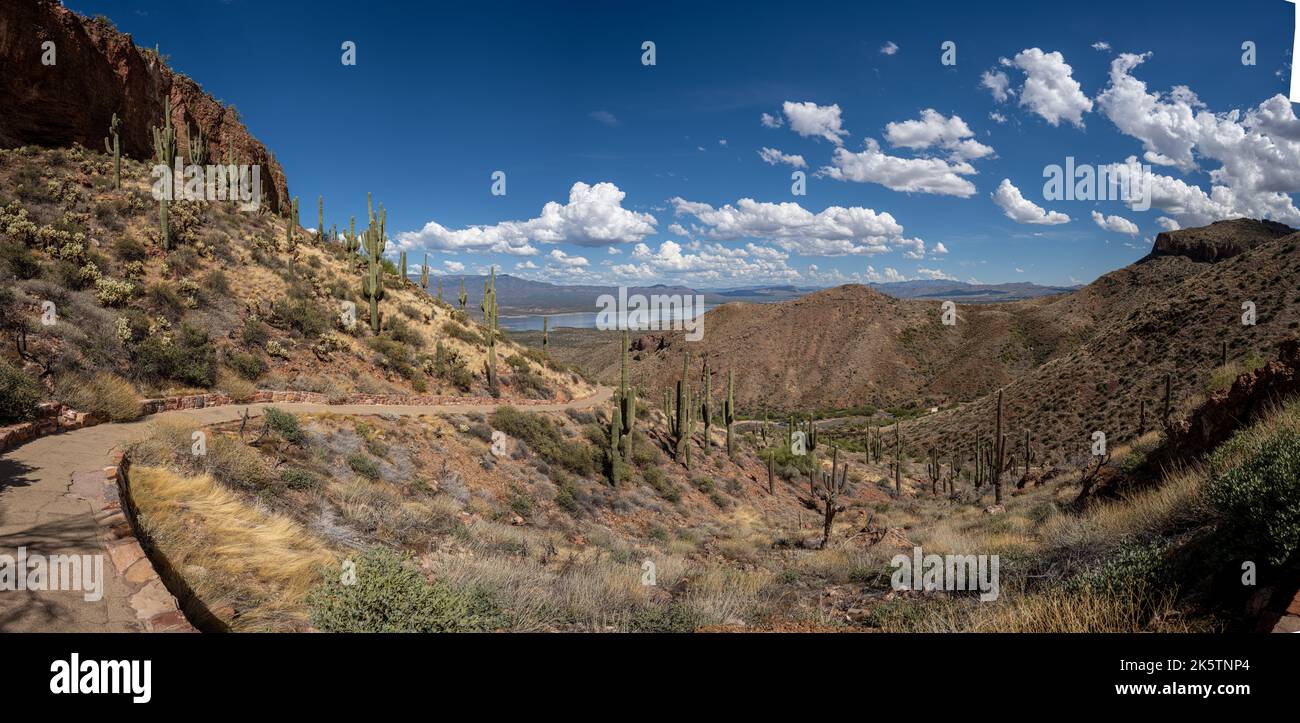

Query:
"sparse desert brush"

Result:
[[0, 358, 42, 423], [215, 369, 256, 402], [129, 465, 334, 631], [957, 583, 1210, 633], [308, 546, 499, 633], [53, 371, 141, 421]]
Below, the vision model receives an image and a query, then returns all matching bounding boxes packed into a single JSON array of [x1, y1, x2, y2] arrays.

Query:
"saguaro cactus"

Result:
[[700, 364, 713, 451], [1162, 373, 1172, 430], [420, 254, 429, 290], [285, 196, 300, 249], [800, 446, 851, 549], [723, 370, 736, 459], [151, 98, 177, 248], [481, 267, 499, 395], [542, 316, 549, 357], [926, 449, 941, 496], [317, 196, 324, 243], [399, 251, 407, 283], [991, 390, 1007, 505], [607, 402, 625, 486], [458, 279, 468, 310], [668, 352, 693, 466], [360, 193, 387, 334], [617, 329, 636, 461], [346, 216, 359, 257], [104, 112, 121, 189], [186, 122, 207, 165], [1017, 429, 1035, 488]]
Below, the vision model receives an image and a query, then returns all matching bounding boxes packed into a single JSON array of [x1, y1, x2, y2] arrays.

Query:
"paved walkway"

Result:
[[0, 388, 612, 632]]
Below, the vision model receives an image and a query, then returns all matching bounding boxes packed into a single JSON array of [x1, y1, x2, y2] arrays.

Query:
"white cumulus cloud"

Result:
[[758, 147, 808, 168], [1090, 210, 1140, 235], [782, 101, 850, 145], [991, 179, 1071, 224]]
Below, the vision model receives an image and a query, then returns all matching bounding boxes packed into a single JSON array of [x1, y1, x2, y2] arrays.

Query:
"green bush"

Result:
[[280, 467, 320, 490], [0, 359, 41, 423], [1207, 427, 1300, 566], [348, 452, 381, 480], [263, 407, 304, 445], [443, 321, 482, 346], [628, 602, 702, 633], [226, 350, 267, 381], [431, 341, 473, 391], [307, 547, 499, 632], [490, 406, 595, 476], [132, 323, 216, 388]]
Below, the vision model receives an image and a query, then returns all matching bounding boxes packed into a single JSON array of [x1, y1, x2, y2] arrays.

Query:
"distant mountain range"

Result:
[[422, 274, 1071, 316], [868, 279, 1076, 302]]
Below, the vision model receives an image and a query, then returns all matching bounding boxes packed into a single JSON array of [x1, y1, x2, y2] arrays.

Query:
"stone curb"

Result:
[[98, 451, 196, 633]]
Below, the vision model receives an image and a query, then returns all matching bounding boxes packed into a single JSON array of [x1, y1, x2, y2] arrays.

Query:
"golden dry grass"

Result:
[[129, 465, 334, 631], [57, 371, 142, 422]]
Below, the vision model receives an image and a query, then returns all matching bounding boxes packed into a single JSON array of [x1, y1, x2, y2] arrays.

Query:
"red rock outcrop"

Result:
[[1148, 219, 1294, 263], [1169, 337, 1300, 458], [0, 1, 288, 213]]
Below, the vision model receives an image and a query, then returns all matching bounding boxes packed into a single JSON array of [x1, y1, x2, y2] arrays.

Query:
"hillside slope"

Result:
[[0, 145, 589, 421]]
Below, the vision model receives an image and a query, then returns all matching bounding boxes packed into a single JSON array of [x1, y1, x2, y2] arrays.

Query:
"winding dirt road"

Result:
[[0, 387, 612, 632]]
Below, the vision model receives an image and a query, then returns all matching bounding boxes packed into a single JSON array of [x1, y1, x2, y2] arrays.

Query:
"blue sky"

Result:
[[69, 0, 1300, 288]]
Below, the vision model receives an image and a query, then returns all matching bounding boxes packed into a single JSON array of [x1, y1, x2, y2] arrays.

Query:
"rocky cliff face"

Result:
[[1149, 218, 1294, 263], [0, 1, 288, 213]]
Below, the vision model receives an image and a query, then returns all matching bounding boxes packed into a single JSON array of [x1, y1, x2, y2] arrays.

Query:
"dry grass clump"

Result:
[[957, 584, 1212, 633], [129, 465, 334, 631], [56, 371, 142, 421]]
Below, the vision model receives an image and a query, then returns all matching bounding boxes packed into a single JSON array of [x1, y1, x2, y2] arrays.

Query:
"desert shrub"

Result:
[[55, 372, 141, 422], [215, 370, 256, 403], [1065, 540, 1171, 596], [94, 276, 135, 307], [367, 335, 419, 381], [1, 240, 41, 279], [226, 349, 267, 381], [505, 354, 550, 398], [347, 452, 381, 480], [307, 547, 498, 632], [132, 323, 216, 388], [489, 406, 595, 476], [443, 321, 482, 346], [1207, 426, 1300, 566], [643, 466, 680, 502], [263, 407, 304, 445], [430, 341, 473, 391], [279, 467, 321, 490], [204, 435, 276, 489], [553, 476, 580, 513], [0, 359, 41, 423], [241, 318, 269, 347], [147, 282, 187, 319], [271, 292, 330, 339], [205, 269, 230, 295], [628, 602, 702, 633], [114, 236, 147, 262], [383, 314, 424, 349]]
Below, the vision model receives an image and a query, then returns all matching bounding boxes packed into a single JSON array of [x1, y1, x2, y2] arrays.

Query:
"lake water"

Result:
[[498, 305, 717, 331]]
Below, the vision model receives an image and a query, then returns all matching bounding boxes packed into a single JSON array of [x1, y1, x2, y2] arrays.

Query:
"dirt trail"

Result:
[[0, 387, 612, 632]]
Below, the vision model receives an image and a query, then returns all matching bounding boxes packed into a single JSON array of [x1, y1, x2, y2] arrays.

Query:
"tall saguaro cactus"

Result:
[[668, 352, 693, 466], [991, 390, 1007, 505], [542, 316, 549, 358], [104, 112, 121, 189], [607, 402, 625, 486], [317, 196, 324, 244], [458, 279, 468, 311], [151, 98, 177, 249], [616, 329, 636, 461], [723, 369, 736, 459], [420, 254, 430, 290], [360, 193, 387, 334], [286, 196, 300, 249], [700, 363, 713, 451], [481, 267, 499, 395], [346, 216, 359, 257]]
